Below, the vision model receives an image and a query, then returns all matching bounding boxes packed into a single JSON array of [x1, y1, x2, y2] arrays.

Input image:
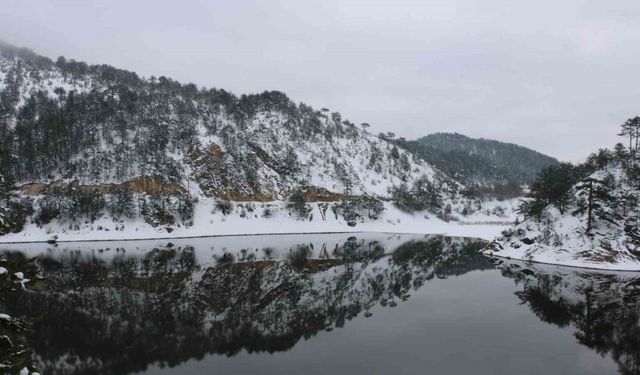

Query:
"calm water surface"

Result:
[[0, 233, 637, 374]]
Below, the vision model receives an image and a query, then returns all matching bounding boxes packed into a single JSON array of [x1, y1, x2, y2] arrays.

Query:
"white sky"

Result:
[[2, 0, 640, 162]]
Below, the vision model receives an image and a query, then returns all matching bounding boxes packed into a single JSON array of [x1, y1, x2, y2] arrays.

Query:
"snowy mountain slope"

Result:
[[0, 42, 448, 198], [487, 161, 640, 270], [0, 42, 522, 240]]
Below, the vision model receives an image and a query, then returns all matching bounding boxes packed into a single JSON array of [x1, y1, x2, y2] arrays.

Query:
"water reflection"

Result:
[[0, 234, 639, 374], [0, 234, 489, 374], [495, 259, 640, 375]]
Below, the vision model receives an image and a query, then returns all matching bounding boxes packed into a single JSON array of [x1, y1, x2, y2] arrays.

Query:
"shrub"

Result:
[[391, 176, 442, 213], [215, 200, 234, 215], [333, 196, 385, 225], [287, 186, 310, 219]]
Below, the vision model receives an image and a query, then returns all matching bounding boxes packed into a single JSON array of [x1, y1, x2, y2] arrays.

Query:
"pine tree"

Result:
[[0, 96, 15, 205], [283, 148, 300, 175], [619, 118, 635, 154], [619, 117, 640, 155], [244, 153, 260, 191], [573, 177, 616, 234], [528, 163, 576, 214], [518, 198, 546, 223], [614, 142, 629, 165], [287, 184, 309, 219], [390, 146, 400, 159]]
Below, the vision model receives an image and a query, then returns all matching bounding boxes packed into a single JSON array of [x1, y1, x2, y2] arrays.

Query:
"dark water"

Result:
[[0, 233, 638, 375]]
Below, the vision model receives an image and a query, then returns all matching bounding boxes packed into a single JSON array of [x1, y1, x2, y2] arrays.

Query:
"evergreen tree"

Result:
[[613, 142, 628, 161], [390, 145, 400, 159], [244, 153, 260, 191], [0, 93, 15, 204], [573, 177, 616, 234], [283, 148, 300, 175], [287, 184, 309, 218], [528, 163, 576, 214], [391, 175, 441, 212], [518, 198, 546, 223], [619, 117, 640, 155]]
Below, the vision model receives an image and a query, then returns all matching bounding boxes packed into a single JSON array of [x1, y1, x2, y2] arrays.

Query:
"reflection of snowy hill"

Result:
[[0, 234, 489, 374]]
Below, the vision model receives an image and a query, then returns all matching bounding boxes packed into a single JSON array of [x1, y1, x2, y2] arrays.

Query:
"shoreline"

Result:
[[0, 230, 371, 245], [486, 251, 640, 272], [3, 227, 640, 272]]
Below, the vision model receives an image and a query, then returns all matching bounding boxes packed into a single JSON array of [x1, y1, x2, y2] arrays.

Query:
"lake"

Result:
[[0, 233, 637, 375]]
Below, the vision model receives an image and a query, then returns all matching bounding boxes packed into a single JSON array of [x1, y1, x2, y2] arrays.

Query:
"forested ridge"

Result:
[[0, 41, 465, 234], [400, 132, 559, 186], [493, 117, 640, 265], [0, 41, 560, 237]]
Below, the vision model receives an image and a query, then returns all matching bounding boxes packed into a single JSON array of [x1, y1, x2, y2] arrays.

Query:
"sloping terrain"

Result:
[[1, 42, 506, 240], [401, 132, 558, 186], [489, 160, 640, 270], [0, 42, 448, 199], [0, 42, 531, 241]]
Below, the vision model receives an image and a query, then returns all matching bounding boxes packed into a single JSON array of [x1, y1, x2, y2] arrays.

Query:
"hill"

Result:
[[0, 41, 522, 241], [488, 140, 640, 270], [400, 133, 559, 187]]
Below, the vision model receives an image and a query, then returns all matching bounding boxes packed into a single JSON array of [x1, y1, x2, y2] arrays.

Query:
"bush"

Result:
[[333, 196, 385, 225], [215, 200, 234, 215], [391, 176, 442, 213], [262, 206, 273, 218], [287, 186, 310, 219], [34, 200, 60, 226], [0, 198, 32, 234]]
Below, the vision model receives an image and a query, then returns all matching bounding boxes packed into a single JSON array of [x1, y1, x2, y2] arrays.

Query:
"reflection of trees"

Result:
[[497, 261, 640, 375], [0, 251, 41, 373], [1, 236, 490, 375]]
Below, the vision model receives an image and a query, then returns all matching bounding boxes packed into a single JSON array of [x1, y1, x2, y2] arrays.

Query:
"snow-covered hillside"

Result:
[[0, 44, 449, 198], [488, 162, 640, 270], [0, 42, 524, 241]]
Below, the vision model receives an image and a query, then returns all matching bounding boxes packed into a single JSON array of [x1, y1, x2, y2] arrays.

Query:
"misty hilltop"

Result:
[[400, 132, 559, 186]]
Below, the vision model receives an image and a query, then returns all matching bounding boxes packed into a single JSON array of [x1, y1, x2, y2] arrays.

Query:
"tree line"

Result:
[[520, 117, 640, 236]]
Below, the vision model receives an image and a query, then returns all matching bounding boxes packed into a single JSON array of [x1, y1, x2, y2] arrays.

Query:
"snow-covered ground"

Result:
[[457, 197, 521, 224], [487, 244, 640, 271], [487, 165, 640, 271], [488, 222, 640, 271], [0, 200, 512, 244]]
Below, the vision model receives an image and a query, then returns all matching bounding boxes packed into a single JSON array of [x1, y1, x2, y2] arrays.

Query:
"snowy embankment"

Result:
[[0, 200, 513, 244], [486, 243, 640, 271], [486, 165, 640, 271], [488, 218, 640, 271]]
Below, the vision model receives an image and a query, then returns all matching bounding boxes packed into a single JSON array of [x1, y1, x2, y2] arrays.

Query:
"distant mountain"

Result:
[[400, 133, 559, 186]]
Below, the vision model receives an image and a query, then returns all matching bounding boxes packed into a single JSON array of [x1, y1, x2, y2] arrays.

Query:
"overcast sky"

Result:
[[2, 0, 640, 162]]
